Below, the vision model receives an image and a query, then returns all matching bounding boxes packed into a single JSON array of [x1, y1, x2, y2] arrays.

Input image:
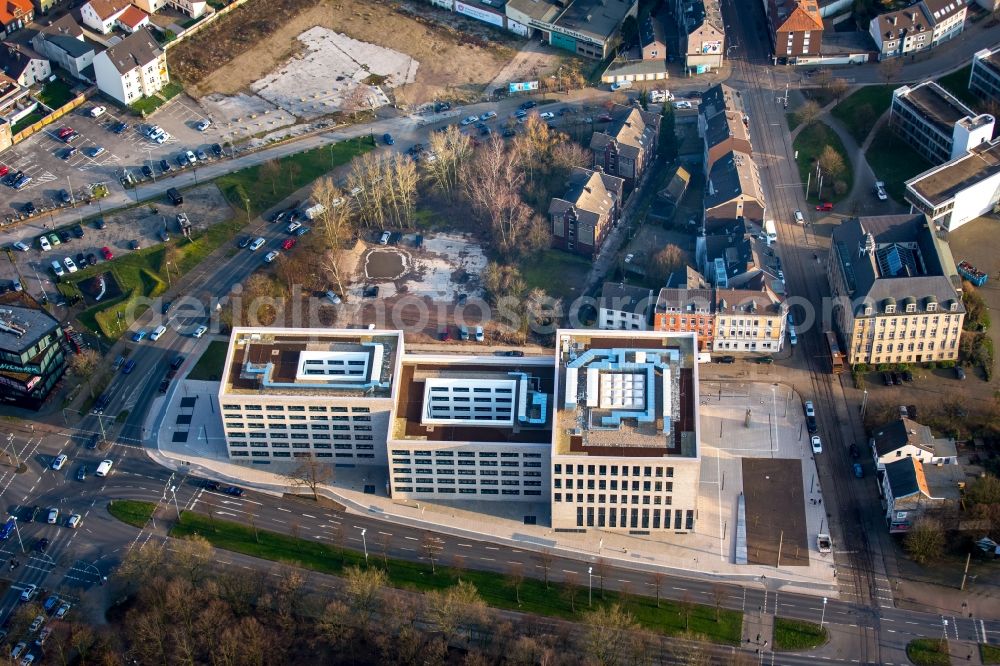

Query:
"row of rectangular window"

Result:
[[555, 493, 672, 505], [394, 487, 543, 496], [223, 404, 370, 413], [390, 450, 542, 459], [232, 451, 375, 459], [555, 479, 672, 492], [554, 464, 673, 478], [575, 507, 694, 530]]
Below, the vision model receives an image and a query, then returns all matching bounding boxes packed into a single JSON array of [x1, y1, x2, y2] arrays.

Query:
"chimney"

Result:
[[889, 15, 896, 25]]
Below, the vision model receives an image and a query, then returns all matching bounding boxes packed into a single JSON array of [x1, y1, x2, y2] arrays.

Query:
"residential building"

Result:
[[0, 0, 32, 39], [696, 219, 774, 289], [550, 330, 701, 533], [549, 167, 625, 258], [80, 0, 130, 34], [889, 81, 994, 164], [114, 5, 150, 33], [92, 27, 168, 105], [0, 293, 67, 410], [33, 0, 69, 15], [766, 0, 823, 60], [870, 417, 958, 471], [0, 71, 29, 118], [387, 351, 554, 502], [218, 329, 402, 464], [131, 0, 206, 18], [703, 150, 766, 230], [969, 46, 1000, 105], [657, 165, 690, 217], [827, 215, 965, 366], [598, 282, 653, 330], [654, 287, 715, 350], [713, 287, 786, 352], [673, 0, 725, 74], [504, 0, 638, 59], [703, 110, 752, 171], [31, 15, 95, 81], [0, 43, 51, 87], [880, 456, 963, 532], [699, 83, 746, 122], [590, 104, 661, 188], [640, 15, 666, 60], [870, 5, 932, 58], [869, 0, 967, 59], [905, 138, 1000, 231]]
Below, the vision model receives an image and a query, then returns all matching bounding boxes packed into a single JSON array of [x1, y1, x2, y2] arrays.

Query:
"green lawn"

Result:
[[907, 638, 950, 666], [773, 617, 828, 650], [936, 65, 981, 110], [982, 643, 1000, 665], [11, 110, 48, 135], [160, 81, 184, 102], [786, 112, 801, 133], [108, 500, 155, 528], [37, 78, 76, 109], [215, 137, 374, 219], [521, 249, 593, 302], [865, 126, 933, 204], [187, 339, 228, 381], [830, 85, 894, 144], [164, 511, 741, 643], [792, 121, 853, 204], [131, 94, 167, 116]]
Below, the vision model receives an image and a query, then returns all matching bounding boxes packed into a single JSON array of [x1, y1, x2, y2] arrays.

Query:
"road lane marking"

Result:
[[302, 514, 316, 519], [276, 507, 291, 512]]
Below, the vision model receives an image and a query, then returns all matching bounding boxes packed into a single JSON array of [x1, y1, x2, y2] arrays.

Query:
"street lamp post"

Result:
[[759, 575, 767, 615], [361, 528, 368, 565], [820, 597, 828, 629], [588, 566, 593, 607]]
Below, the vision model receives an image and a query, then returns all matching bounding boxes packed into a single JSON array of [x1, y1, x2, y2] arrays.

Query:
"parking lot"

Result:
[[1, 184, 233, 302], [0, 96, 231, 220]]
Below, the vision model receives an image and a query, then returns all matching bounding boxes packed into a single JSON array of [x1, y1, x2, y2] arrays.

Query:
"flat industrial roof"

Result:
[[557, 0, 637, 41], [0, 296, 61, 356], [906, 138, 1000, 206], [894, 81, 978, 136]]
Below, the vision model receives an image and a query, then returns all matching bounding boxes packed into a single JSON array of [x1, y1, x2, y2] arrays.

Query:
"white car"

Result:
[[196, 118, 211, 131], [89, 106, 106, 118], [192, 325, 208, 338], [46, 508, 58, 524], [874, 181, 888, 201], [185, 150, 197, 164], [794, 210, 805, 224], [63, 257, 78, 273], [155, 132, 169, 144], [248, 237, 265, 251], [479, 111, 497, 121], [287, 221, 301, 233], [672, 101, 693, 110], [624, 253, 634, 264], [19, 584, 36, 602], [539, 111, 555, 120], [811, 435, 823, 454], [804, 401, 815, 417], [264, 250, 279, 263], [610, 80, 632, 91], [66, 514, 82, 529], [50, 454, 67, 471], [147, 126, 163, 139], [38, 237, 51, 252], [460, 115, 479, 126]]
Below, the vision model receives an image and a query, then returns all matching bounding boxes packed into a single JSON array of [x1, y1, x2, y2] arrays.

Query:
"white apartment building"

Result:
[[550, 330, 701, 533], [598, 282, 653, 331], [906, 137, 1000, 232], [386, 352, 553, 502], [890, 81, 994, 165], [131, 0, 207, 18], [218, 328, 403, 465], [92, 27, 168, 106]]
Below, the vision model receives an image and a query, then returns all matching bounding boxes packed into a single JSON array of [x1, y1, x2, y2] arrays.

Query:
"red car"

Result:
[[0, 165, 8, 178], [815, 202, 833, 212], [100, 246, 113, 260], [281, 238, 296, 251]]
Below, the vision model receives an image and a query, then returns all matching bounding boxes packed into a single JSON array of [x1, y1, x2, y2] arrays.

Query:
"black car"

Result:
[[882, 372, 893, 386], [504, 350, 524, 357], [141, 165, 153, 178], [519, 100, 537, 110], [238, 237, 252, 249], [159, 159, 171, 173], [58, 230, 71, 243], [95, 218, 107, 230], [161, 301, 171, 315], [86, 252, 97, 266], [113, 121, 128, 134], [75, 252, 86, 268], [223, 486, 244, 497], [211, 143, 223, 157], [362, 285, 379, 298], [502, 128, 516, 137], [129, 240, 140, 250], [72, 224, 84, 238], [849, 443, 860, 459], [892, 372, 903, 385], [434, 101, 451, 112], [806, 415, 818, 434], [61, 147, 77, 160], [35, 538, 49, 553], [685, 90, 703, 99], [158, 378, 170, 393], [76, 466, 87, 481], [203, 480, 221, 491], [59, 189, 72, 203], [902, 370, 913, 382], [718, 355, 736, 364], [87, 434, 100, 449], [23, 201, 35, 215]]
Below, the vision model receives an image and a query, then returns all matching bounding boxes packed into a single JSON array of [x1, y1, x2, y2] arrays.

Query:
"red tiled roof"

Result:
[[0, 0, 33, 26], [116, 4, 148, 28], [776, 0, 823, 32]]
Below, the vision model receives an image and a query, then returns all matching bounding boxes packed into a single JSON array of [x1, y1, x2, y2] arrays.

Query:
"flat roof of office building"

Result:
[[906, 138, 1000, 206], [894, 81, 981, 135], [0, 294, 62, 356]]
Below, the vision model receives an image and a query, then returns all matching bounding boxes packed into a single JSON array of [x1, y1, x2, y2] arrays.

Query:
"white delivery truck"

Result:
[[302, 203, 326, 221], [763, 219, 777, 245]]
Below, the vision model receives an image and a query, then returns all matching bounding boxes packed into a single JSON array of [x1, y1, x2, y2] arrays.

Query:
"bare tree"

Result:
[[285, 458, 333, 501], [421, 532, 444, 573], [711, 584, 726, 622], [426, 125, 472, 196], [827, 77, 849, 102], [563, 571, 580, 613], [647, 243, 687, 286], [905, 518, 945, 564], [535, 549, 554, 589], [508, 561, 525, 605], [594, 557, 609, 599], [169, 534, 215, 584], [794, 100, 822, 128], [451, 553, 466, 581], [551, 141, 590, 171], [344, 565, 388, 631], [68, 349, 100, 398], [817, 145, 846, 179], [311, 177, 354, 248], [285, 161, 302, 189], [581, 604, 640, 666], [426, 579, 488, 643], [260, 159, 281, 195], [650, 572, 665, 608], [679, 592, 695, 632], [878, 58, 903, 85], [377, 531, 392, 570]]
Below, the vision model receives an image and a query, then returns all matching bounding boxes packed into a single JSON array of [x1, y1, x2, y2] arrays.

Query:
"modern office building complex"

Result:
[[889, 81, 994, 165], [0, 294, 67, 410], [387, 351, 554, 501], [970, 46, 1000, 104], [550, 330, 700, 533], [218, 329, 403, 464], [905, 137, 1000, 232]]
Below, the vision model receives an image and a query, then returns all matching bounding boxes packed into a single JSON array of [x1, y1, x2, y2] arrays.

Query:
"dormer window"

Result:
[[905, 303, 916, 313], [949, 301, 958, 312], [864, 305, 873, 316], [926, 302, 937, 312], [885, 304, 896, 314]]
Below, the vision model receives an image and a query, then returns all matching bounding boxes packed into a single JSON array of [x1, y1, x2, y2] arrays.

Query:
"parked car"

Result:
[[804, 401, 815, 417], [852, 463, 864, 478], [159, 159, 171, 173], [264, 250, 279, 263], [51, 261, 66, 277], [76, 466, 87, 481], [141, 165, 153, 178], [86, 146, 105, 158], [12, 241, 29, 252], [46, 508, 58, 524], [54, 603, 70, 619], [196, 148, 208, 161], [101, 246, 113, 260], [955, 366, 966, 380], [281, 238, 296, 250], [19, 585, 36, 602], [89, 105, 106, 117], [50, 455, 67, 471], [211, 143, 223, 157], [196, 118, 211, 131], [223, 486, 244, 497], [810, 435, 823, 454], [815, 202, 833, 212], [131, 330, 146, 342], [382, 133, 394, 145], [874, 181, 888, 201], [63, 257, 77, 273]]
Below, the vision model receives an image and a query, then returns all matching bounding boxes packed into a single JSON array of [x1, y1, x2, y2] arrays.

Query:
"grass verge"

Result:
[[521, 249, 593, 302], [167, 511, 743, 644], [907, 638, 950, 666], [773, 617, 828, 650], [37, 78, 76, 109], [11, 110, 48, 135], [865, 126, 933, 203], [187, 339, 228, 381], [792, 121, 853, 204], [786, 112, 800, 133], [215, 137, 374, 219], [982, 643, 1000, 665], [108, 500, 155, 528], [830, 85, 894, 144]]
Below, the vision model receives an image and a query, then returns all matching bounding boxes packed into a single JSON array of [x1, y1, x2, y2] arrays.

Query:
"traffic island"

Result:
[[772, 617, 828, 650], [906, 638, 950, 666], [107, 500, 156, 529]]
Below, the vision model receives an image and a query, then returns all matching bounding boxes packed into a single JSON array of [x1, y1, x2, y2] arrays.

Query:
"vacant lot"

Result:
[[171, 0, 515, 105]]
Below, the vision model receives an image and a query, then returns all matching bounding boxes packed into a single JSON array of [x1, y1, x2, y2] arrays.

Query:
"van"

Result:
[[167, 188, 183, 206], [150, 325, 167, 341], [95, 459, 113, 477], [249, 237, 265, 251]]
